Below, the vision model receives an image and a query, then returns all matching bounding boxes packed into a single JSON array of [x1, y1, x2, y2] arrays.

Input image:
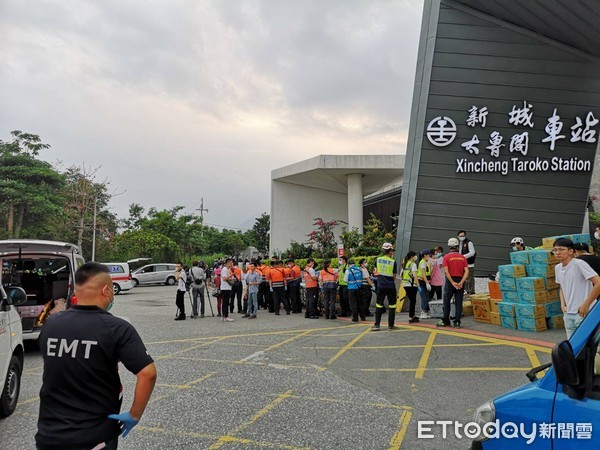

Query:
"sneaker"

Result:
[[286, 311, 291, 315], [436, 320, 449, 327], [243, 314, 250, 318], [371, 324, 381, 331], [174, 315, 186, 321], [408, 317, 420, 324], [217, 313, 222, 317], [249, 315, 257, 319], [453, 321, 462, 328], [352, 318, 359, 322], [420, 311, 431, 319], [388, 325, 399, 330], [224, 318, 234, 322], [310, 315, 319, 319]]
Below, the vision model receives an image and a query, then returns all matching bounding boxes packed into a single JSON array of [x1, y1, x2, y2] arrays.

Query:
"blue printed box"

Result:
[[499, 276, 517, 291], [510, 251, 531, 265], [498, 302, 517, 317], [526, 264, 554, 278], [515, 304, 546, 319], [572, 233, 591, 244], [517, 316, 547, 332], [516, 277, 546, 292], [501, 315, 517, 329], [529, 250, 558, 265], [517, 290, 548, 304], [498, 264, 526, 278], [545, 301, 562, 317], [501, 290, 519, 303]]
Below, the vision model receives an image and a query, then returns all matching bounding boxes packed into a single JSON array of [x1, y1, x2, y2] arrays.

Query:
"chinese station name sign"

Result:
[[425, 101, 598, 175]]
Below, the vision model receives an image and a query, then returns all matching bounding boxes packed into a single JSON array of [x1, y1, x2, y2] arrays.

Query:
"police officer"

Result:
[[36, 263, 157, 450], [372, 243, 399, 331]]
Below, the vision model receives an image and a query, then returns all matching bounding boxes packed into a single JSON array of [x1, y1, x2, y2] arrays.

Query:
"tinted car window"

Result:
[[142, 265, 155, 273], [155, 265, 169, 272], [167, 265, 176, 271]]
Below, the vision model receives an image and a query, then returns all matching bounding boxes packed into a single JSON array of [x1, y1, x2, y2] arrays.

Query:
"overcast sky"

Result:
[[0, 0, 422, 229]]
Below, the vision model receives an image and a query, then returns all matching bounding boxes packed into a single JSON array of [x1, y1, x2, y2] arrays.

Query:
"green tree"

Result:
[[339, 227, 362, 256], [307, 218, 339, 259], [108, 229, 180, 263], [0, 131, 64, 238], [282, 240, 314, 259], [248, 213, 270, 255]]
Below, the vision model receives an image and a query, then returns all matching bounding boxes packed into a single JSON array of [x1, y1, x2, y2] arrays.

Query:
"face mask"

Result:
[[595, 232, 600, 240], [435, 253, 442, 259], [458, 236, 466, 242], [106, 288, 115, 311], [512, 246, 519, 252]]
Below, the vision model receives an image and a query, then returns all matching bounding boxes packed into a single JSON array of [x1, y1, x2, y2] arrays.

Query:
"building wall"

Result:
[[270, 180, 347, 256], [397, 0, 600, 274], [363, 188, 402, 232]]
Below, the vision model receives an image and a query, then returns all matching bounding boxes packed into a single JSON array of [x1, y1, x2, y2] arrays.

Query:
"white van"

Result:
[[131, 263, 177, 287], [0, 240, 85, 341], [0, 285, 27, 417], [102, 262, 133, 295]]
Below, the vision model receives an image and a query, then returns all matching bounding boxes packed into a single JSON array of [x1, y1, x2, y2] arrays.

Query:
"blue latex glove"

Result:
[[108, 412, 139, 438], [370, 286, 376, 293], [269, 287, 273, 293]]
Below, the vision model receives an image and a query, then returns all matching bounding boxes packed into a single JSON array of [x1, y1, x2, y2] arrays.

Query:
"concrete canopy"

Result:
[[270, 155, 404, 256]]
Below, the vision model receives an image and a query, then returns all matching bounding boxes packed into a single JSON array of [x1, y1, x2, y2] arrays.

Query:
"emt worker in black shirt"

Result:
[[36, 262, 157, 450]]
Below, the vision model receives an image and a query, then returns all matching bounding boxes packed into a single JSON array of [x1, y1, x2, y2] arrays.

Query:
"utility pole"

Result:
[[91, 198, 97, 262], [196, 198, 209, 237]]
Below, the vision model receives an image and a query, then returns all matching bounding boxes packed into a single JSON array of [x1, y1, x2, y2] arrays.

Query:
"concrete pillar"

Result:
[[347, 173, 364, 233]]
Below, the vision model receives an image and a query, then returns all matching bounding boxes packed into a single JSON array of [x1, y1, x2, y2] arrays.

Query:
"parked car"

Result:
[[0, 240, 85, 341], [102, 262, 133, 295], [0, 285, 27, 417], [131, 263, 177, 287], [471, 304, 600, 449]]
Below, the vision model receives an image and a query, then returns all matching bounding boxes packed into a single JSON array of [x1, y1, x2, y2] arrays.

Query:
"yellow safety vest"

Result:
[[402, 260, 415, 285], [420, 259, 431, 277], [376, 256, 395, 277]]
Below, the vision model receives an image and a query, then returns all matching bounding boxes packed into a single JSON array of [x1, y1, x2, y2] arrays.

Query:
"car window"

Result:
[[167, 265, 176, 271], [155, 265, 169, 272], [107, 265, 125, 274], [143, 265, 155, 273]]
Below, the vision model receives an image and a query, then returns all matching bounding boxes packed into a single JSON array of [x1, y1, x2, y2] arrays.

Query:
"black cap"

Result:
[[573, 242, 590, 252]]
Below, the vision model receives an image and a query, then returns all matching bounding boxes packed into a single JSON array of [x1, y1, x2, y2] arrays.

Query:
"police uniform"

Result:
[[374, 255, 398, 328], [36, 306, 154, 450]]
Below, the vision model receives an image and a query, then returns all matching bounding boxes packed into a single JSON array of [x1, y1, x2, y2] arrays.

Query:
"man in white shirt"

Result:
[[554, 238, 600, 338], [175, 262, 187, 321], [220, 258, 234, 322], [457, 230, 476, 295]]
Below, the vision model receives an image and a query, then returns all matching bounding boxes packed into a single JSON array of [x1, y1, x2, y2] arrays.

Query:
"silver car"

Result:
[[131, 264, 177, 287]]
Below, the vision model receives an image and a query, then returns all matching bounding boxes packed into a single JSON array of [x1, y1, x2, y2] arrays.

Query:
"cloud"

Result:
[[0, 0, 422, 227]]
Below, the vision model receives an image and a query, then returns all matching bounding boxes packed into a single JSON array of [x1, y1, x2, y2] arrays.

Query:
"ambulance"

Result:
[[102, 262, 133, 295], [0, 285, 27, 417]]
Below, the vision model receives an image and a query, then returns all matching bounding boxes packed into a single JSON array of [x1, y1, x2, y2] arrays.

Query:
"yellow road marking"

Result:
[[301, 342, 503, 350], [326, 326, 371, 366], [169, 355, 323, 371], [389, 410, 412, 449], [208, 390, 294, 449], [359, 367, 533, 372], [415, 331, 437, 381], [155, 337, 229, 360], [154, 371, 218, 390], [17, 396, 39, 406], [261, 330, 315, 353]]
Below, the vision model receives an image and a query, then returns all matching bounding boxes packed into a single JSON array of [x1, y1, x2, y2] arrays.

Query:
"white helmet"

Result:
[[510, 237, 524, 245], [382, 242, 394, 251], [447, 237, 459, 247]]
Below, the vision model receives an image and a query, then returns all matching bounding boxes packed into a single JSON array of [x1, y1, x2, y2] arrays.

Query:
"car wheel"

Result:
[[113, 283, 121, 295], [132, 278, 139, 287], [166, 276, 176, 286], [0, 355, 22, 418]]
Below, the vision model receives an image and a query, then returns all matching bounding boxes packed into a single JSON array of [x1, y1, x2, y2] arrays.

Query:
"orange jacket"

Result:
[[303, 266, 318, 288]]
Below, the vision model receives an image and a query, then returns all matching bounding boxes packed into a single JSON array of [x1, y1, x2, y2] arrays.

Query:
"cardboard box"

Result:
[[498, 302, 517, 317], [501, 315, 517, 329], [572, 233, 591, 244], [529, 250, 558, 265], [490, 312, 501, 325], [515, 304, 546, 319], [472, 298, 491, 322], [545, 301, 563, 317], [429, 300, 454, 319], [469, 294, 491, 302], [510, 251, 531, 265], [488, 281, 502, 300], [498, 264, 527, 278], [546, 316, 565, 330], [526, 264, 554, 278], [517, 316, 548, 332], [463, 300, 473, 316], [547, 289, 559, 302], [544, 277, 558, 290], [542, 235, 573, 249], [501, 290, 519, 303], [490, 299, 502, 314], [499, 276, 517, 291], [516, 277, 547, 292], [517, 290, 548, 304]]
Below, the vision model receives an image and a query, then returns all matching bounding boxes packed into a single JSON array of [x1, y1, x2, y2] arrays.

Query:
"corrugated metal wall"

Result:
[[400, 0, 600, 275]]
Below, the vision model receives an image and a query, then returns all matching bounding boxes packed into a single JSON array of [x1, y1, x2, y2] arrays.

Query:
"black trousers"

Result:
[[37, 439, 118, 450], [338, 285, 350, 315], [374, 286, 397, 327], [430, 285, 442, 300], [231, 283, 243, 312], [288, 283, 301, 312], [221, 290, 232, 318], [348, 289, 366, 321], [176, 290, 186, 316], [305, 287, 318, 317], [405, 286, 418, 318], [360, 285, 372, 313], [272, 287, 290, 313]]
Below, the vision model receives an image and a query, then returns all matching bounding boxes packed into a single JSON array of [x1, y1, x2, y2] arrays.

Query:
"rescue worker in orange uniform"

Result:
[[285, 259, 303, 314], [303, 259, 319, 319], [268, 260, 290, 315], [256, 259, 271, 311]]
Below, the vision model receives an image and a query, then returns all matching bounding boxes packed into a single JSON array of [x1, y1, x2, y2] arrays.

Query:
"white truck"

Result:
[[0, 285, 27, 417]]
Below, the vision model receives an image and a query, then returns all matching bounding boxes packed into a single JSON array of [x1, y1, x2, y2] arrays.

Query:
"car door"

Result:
[[0, 301, 9, 389], [552, 325, 600, 448], [138, 265, 155, 284], [154, 265, 168, 283]]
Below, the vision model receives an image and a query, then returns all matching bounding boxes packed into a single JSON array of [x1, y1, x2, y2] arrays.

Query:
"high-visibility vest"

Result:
[[419, 259, 431, 277], [269, 268, 286, 287], [303, 267, 317, 288], [402, 260, 415, 285], [320, 269, 337, 284], [376, 256, 395, 277]]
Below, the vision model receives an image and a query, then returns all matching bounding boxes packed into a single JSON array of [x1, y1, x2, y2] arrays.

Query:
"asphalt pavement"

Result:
[[1, 285, 563, 450]]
